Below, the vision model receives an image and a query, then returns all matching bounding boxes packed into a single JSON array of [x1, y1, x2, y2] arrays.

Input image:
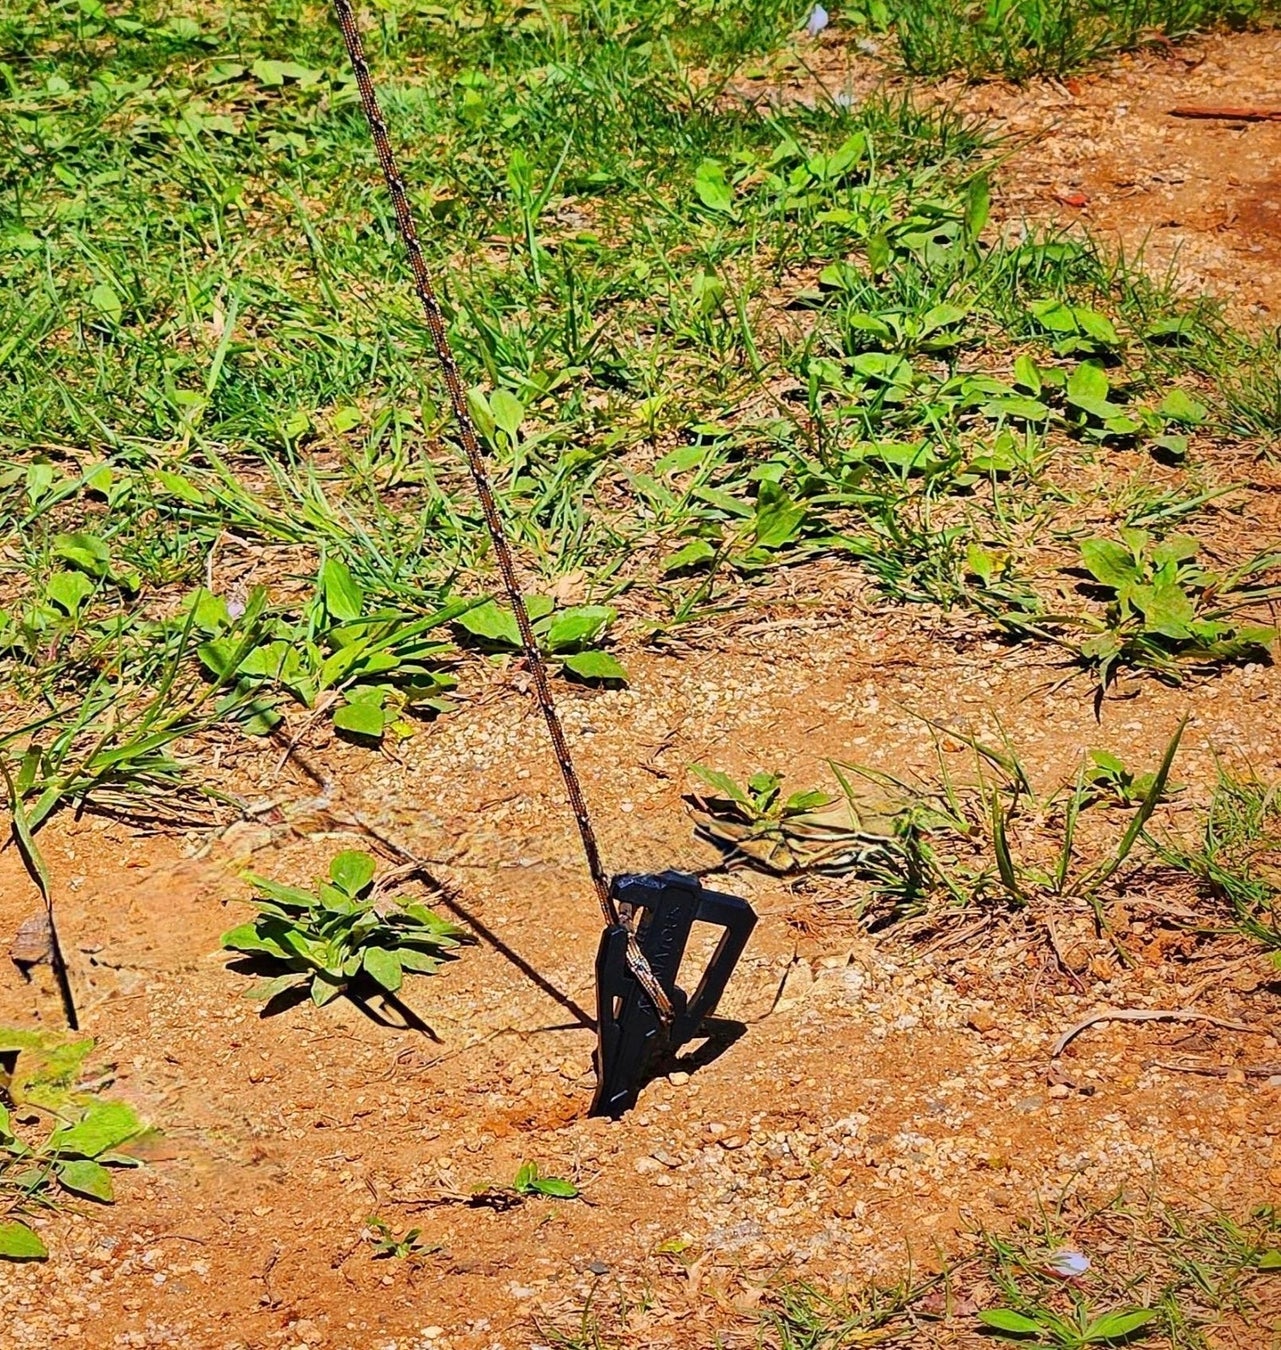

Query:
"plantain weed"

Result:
[[0, 1029, 153, 1262], [362, 1216, 437, 1260], [512, 1161, 579, 1199], [221, 849, 470, 1009], [1068, 531, 1278, 688]]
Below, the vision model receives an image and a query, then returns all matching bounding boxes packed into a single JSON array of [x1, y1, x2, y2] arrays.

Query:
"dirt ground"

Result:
[[4, 604, 1280, 1348], [4, 27, 1281, 1350], [797, 26, 1281, 320]]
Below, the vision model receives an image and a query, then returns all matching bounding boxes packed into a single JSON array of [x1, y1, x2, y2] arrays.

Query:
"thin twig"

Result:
[[1053, 1007, 1264, 1058]]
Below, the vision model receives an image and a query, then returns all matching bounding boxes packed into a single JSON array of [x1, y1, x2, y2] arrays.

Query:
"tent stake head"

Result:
[[590, 872, 756, 1118]]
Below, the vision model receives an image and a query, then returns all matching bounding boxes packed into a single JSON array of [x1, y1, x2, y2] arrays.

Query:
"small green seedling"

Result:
[[363, 1216, 435, 1259], [1086, 749, 1180, 808], [512, 1161, 579, 1199], [221, 850, 468, 1008], [689, 766, 831, 829]]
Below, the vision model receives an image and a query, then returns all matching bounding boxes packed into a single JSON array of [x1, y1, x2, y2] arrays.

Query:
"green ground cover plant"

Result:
[[0, 1028, 151, 1261], [221, 847, 470, 1007], [2, 0, 1277, 959], [845, 0, 1270, 81]]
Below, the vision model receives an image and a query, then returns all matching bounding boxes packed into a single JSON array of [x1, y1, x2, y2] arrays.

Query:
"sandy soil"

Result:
[[3, 604, 1280, 1348]]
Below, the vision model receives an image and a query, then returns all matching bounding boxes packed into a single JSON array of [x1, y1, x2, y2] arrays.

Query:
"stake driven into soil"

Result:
[[328, 0, 672, 1019]]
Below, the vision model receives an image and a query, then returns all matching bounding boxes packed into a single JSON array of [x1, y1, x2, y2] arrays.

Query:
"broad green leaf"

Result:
[[362, 946, 403, 992], [1075, 307, 1120, 346], [332, 405, 362, 432], [320, 559, 364, 622], [865, 232, 891, 275], [661, 538, 716, 574], [532, 1176, 579, 1198], [1080, 538, 1139, 589], [693, 159, 734, 214], [489, 389, 524, 439], [53, 532, 111, 578], [544, 606, 614, 653], [48, 1101, 143, 1158], [964, 174, 990, 240], [89, 282, 121, 325], [976, 1308, 1043, 1335], [1152, 434, 1188, 460], [251, 58, 321, 86], [1145, 315, 1195, 343], [310, 972, 345, 1006], [689, 764, 751, 806], [966, 542, 995, 585], [456, 600, 521, 647], [1089, 749, 1126, 774], [246, 877, 316, 908], [850, 351, 913, 386], [783, 789, 832, 814], [0, 1220, 47, 1260], [514, 1161, 537, 1192], [333, 699, 386, 738], [1131, 582, 1195, 638], [1083, 1308, 1157, 1341], [1259, 1249, 1281, 1269], [396, 949, 441, 973], [220, 922, 292, 958], [692, 485, 753, 517], [329, 850, 377, 896], [919, 303, 968, 335], [560, 651, 628, 682], [187, 587, 230, 633], [653, 443, 705, 476], [1067, 361, 1110, 408], [982, 396, 1049, 421], [1158, 388, 1207, 424], [1028, 298, 1077, 333], [243, 973, 306, 1002], [466, 387, 496, 440], [46, 570, 94, 615], [754, 481, 807, 549], [58, 1159, 114, 1202], [1012, 353, 1042, 396]]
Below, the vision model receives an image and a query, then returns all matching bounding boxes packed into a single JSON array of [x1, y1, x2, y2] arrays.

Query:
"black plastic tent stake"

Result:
[[590, 871, 756, 1118]]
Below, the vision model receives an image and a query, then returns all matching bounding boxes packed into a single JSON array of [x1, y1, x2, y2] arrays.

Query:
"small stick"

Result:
[[1169, 105, 1281, 122], [1052, 1007, 1264, 1058]]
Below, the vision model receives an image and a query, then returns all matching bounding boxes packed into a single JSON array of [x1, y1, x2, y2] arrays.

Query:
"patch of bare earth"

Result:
[[968, 29, 1281, 323], [3, 601, 1280, 1348]]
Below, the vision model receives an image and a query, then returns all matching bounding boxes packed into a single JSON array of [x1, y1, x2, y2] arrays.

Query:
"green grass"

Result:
[[847, 0, 1270, 81], [1156, 765, 1281, 958], [1, 0, 1278, 841]]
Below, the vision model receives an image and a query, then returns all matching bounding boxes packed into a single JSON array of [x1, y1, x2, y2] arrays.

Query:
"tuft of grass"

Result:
[[1155, 766, 1281, 959], [878, 0, 1268, 81]]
